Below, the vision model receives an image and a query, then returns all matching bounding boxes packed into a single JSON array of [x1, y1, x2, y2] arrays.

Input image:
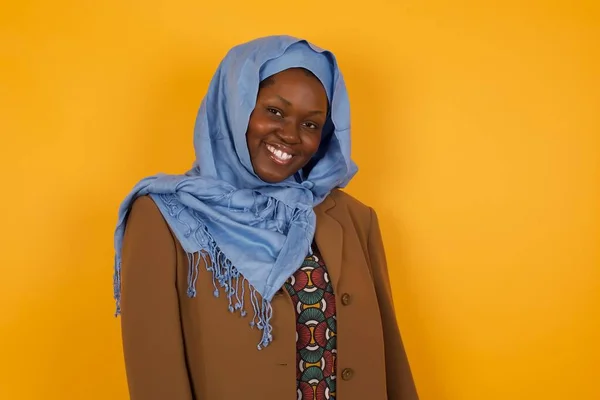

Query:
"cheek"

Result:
[[247, 115, 277, 142], [303, 133, 322, 155]]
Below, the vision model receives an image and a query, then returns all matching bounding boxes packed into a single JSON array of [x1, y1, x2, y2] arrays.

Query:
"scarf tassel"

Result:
[[113, 194, 275, 350], [184, 240, 274, 350]]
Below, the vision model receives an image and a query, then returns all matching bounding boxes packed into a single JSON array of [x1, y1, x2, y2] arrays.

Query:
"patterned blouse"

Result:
[[283, 246, 337, 400]]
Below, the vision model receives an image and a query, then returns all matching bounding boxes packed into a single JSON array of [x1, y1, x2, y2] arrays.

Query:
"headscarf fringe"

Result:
[[113, 193, 274, 350]]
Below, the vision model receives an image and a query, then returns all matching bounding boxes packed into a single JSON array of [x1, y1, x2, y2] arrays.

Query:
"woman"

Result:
[[113, 35, 418, 400]]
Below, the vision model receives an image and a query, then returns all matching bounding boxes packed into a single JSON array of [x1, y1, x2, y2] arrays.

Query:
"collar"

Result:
[[314, 194, 343, 290]]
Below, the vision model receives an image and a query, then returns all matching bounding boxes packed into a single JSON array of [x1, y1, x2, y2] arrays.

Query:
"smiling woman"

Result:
[[247, 68, 328, 183], [113, 35, 418, 400]]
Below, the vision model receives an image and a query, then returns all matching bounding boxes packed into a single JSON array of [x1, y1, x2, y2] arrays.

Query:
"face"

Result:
[[246, 68, 328, 183]]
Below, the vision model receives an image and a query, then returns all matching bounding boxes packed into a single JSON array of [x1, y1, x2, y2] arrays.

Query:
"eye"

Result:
[[303, 121, 319, 130], [266, 107, 283, 117]]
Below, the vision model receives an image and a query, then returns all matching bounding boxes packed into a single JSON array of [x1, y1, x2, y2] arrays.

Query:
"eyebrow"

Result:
[[276, 95, 292, 106], [276, 95, 325, 115]]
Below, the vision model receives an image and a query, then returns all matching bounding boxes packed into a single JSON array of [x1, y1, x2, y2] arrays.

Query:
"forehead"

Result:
[[259, 69, 326, 100]]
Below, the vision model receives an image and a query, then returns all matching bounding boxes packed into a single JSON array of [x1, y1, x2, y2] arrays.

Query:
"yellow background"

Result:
[[1, 1, 599, 399]]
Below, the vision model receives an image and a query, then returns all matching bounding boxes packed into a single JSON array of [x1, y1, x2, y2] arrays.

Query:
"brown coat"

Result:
[[120, 190, 418, 399]]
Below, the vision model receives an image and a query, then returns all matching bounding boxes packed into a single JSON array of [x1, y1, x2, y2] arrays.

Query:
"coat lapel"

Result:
[[314, 195, 343, 291]]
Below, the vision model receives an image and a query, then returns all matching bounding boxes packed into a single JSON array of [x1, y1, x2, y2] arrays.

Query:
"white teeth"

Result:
[[266, 144, 292, 161]]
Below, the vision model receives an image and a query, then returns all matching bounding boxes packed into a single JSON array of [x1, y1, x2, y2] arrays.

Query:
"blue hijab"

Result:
[[113, 35, 357, 349]]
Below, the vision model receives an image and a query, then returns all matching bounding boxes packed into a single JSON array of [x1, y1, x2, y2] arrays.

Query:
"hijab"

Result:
[[113, 35, 358, 349]]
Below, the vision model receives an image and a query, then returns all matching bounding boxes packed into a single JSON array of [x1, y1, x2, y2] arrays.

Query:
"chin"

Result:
[[252, 157, 308, 184], [257, 171, 289, 184], [254, 164, 297, 183]]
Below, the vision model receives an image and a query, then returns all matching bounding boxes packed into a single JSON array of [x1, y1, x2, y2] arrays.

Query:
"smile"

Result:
[[265, 144, 293, 165]]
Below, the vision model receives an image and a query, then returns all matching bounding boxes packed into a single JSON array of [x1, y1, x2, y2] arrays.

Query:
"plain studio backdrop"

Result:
[[1, 1, 599, 399]]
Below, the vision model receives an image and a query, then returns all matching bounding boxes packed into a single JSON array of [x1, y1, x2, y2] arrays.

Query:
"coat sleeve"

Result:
[[368, 207, 419, 400], [120, 196, 194, 400]]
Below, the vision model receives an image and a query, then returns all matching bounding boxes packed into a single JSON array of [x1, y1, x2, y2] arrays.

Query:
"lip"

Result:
[[263, 142, 294, 166], [264, 142, 294, 155]]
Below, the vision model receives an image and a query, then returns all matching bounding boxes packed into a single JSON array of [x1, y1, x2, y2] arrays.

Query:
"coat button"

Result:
[[341, 368, 354, 381], [341, 293, 351, 306]]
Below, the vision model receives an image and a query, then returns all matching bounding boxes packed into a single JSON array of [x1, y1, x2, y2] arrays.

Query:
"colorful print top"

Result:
[[283, 246, 337, 400]]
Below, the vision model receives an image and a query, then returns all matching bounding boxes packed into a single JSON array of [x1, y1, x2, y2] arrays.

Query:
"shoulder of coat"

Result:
[[328, 189, 372, 216]]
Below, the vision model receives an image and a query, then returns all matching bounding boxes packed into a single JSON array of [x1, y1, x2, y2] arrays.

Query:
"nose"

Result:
[[276, 120, 301, 144]]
